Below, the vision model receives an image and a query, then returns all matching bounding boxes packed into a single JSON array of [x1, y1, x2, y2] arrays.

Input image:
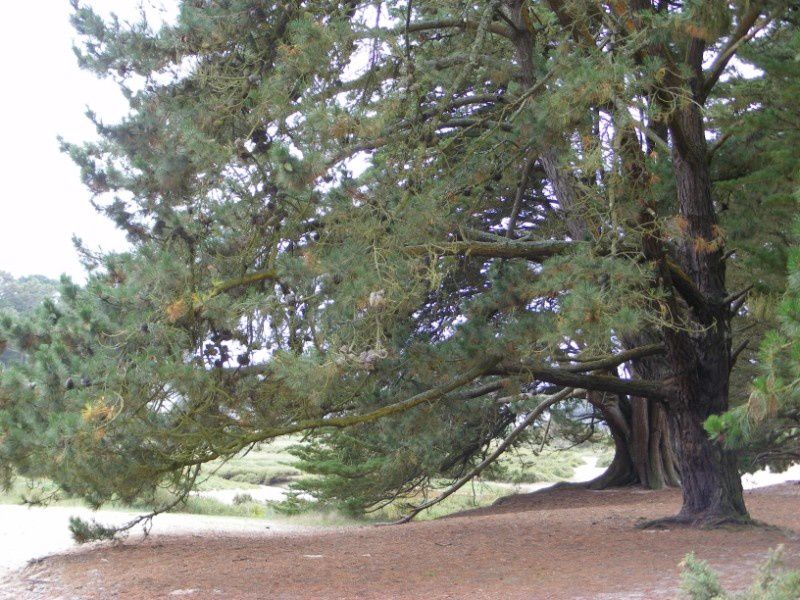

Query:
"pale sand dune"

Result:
[[0, 505, 306, 580]]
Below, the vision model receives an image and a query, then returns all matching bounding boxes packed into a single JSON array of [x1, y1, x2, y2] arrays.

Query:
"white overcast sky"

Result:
[[0, 1, 176, 281]]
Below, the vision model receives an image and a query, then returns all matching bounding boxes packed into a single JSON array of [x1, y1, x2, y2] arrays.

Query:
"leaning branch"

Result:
[[207, 269, 280, 299], [170, 358, 500, 469], [701, 7, 772, 101], [182, 268, 280, 316], [665, 259, 708, 312], [391, 386, 579, 524], [506, 154, 539, 237]]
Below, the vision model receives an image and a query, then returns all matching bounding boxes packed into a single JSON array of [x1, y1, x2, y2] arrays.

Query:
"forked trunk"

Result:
[[609, 331, 681, 490], [588, 395, 680, 490]]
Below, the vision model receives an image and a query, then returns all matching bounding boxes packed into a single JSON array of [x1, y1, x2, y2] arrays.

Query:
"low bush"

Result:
[[680, 546, 800, 600], [232, 493, 255, 505]]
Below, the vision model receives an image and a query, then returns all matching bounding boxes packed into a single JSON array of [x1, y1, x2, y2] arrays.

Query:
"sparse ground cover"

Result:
[[3, 437, 800, 599], [0, 439, 611, 591]]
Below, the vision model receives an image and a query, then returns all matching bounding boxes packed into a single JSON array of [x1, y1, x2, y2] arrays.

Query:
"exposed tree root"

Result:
[[635, 513, 766, 530]]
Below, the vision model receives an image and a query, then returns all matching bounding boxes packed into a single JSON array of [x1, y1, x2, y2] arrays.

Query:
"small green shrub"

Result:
[[69, 516, 120, 544], [680, 553, 726, 600], [680, 546, 800, 600], [178, 495, 268, 518], [232, 492, 255, 505], [218, 468, 297, 486]]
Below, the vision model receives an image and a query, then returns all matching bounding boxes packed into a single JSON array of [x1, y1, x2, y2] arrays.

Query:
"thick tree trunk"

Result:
[[507, 8, 682, 494], [670, 406, 746, 522], [586, 394, 680, 490], [587, 418, 638, 488], [659, 97, 749, 524], [612, 331, 682, 490]]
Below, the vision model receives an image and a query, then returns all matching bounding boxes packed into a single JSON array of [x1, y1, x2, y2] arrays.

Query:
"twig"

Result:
[[506, 153, 538, 237], [730, 339, 750, 370]]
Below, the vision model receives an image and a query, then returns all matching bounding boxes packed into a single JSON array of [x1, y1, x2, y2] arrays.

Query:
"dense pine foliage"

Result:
[[1, 1, 798, 525]]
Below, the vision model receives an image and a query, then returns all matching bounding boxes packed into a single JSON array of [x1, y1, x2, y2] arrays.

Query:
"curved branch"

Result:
[[701, 7, 772, 101], [391, 386, 579, 524], [169, 357, 501, 469]]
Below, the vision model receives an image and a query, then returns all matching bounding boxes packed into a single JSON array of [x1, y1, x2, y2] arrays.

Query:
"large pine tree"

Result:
[[1, 0, 798, 527]]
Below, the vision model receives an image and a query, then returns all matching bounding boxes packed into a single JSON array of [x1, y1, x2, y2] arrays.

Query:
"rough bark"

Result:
[[585, 393, 680, 490], [658, 87, 748, 524], [616, 331, 681, 490], [669, 407, 746, 523]]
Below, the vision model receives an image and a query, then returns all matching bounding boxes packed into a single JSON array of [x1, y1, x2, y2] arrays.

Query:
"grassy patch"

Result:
[[0, 478, 84, 507], [372, 480, 510, 522], [199, 438, 302, 488], [1, 437, 614, 527], [487, 445, 586, 484]]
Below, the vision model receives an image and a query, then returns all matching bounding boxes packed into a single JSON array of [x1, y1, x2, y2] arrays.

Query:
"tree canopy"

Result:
[[1, 0, 798, 527]]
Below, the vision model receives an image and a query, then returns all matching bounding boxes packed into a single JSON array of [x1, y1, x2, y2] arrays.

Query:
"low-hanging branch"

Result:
[[167, 357, 501, 470], [391, 386, 580, 524]]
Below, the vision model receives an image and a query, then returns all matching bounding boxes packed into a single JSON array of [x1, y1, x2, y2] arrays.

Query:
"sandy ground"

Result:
[[2, 460, 798, 599], [0, 506, 306, 579], [742, 463, 800, 489], [3, 480, 800, 600]]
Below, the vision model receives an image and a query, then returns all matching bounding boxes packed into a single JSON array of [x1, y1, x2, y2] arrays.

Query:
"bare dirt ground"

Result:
[[3, 483, 800, 600]]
